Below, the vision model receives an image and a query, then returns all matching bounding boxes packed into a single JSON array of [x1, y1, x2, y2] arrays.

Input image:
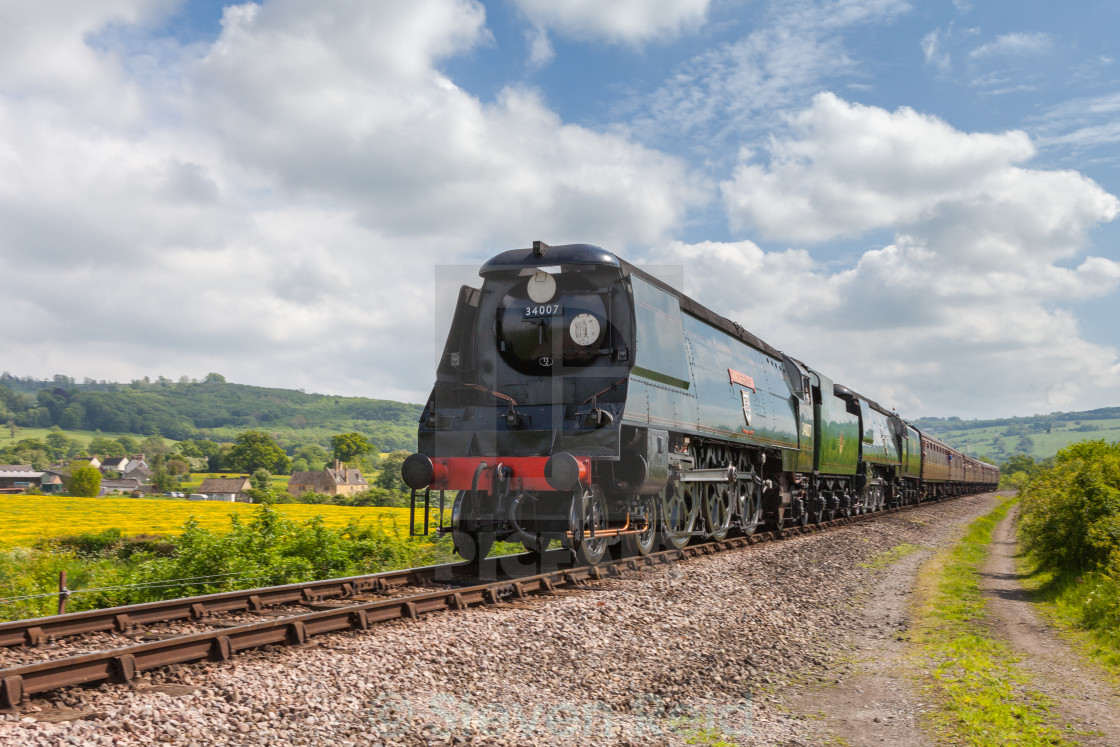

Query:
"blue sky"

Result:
[[1, 0, 1118, 420]]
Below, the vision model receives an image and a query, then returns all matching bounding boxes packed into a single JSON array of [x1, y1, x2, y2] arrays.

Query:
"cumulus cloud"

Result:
[[721, 92, 1117, 253], [660, 95, 1120, 416], [0, 0, 180, 122], [0, 0, 705, 402], [511, 0, 709, 44]]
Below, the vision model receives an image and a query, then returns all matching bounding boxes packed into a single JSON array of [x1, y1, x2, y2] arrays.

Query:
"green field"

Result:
[[927, 418, 1120, 461], [0, 427, 171, 449]]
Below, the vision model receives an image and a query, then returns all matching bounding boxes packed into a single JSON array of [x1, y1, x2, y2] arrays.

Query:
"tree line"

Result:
[[0, 373, 421, 450]]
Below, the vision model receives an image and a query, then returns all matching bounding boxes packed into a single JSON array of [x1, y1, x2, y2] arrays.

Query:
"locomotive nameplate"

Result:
[[728, 368, 756, 390], [523, 304, 564, 318]]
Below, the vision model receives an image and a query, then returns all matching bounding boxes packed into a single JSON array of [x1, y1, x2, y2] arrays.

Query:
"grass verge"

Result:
[[1016, 560, 1120, 681], [909, 497, 1074, 746]]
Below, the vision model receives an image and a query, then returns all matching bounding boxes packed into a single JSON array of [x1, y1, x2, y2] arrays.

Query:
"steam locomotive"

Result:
[[401, 242, 999, 564]]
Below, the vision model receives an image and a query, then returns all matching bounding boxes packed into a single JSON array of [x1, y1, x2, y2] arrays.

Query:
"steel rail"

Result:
[[0, 496, 972, 710], [0, 561, 479, 649]]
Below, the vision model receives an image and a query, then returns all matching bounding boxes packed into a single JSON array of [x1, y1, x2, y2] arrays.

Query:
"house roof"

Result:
[[0, 465, 33, 473], [101, 478, 141, 490], [289, 471, 321, 486], [289, 468, 367, 491], [0, 471, 43, 479], [198, 477, 251, 493], [325, 468, 367, 486], [100, 457, 130, 469]]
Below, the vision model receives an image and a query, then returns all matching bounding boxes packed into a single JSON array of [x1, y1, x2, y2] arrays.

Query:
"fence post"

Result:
[[57, 571, 71, 616]]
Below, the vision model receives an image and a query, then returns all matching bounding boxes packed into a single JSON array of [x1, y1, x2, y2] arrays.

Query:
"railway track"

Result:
[[0, 499, 951, 711]]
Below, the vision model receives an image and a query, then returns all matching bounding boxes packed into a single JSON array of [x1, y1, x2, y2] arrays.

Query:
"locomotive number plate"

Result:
[[523, 304, 563, 318]]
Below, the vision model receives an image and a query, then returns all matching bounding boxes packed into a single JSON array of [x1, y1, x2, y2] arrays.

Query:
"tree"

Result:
[[140, 434, 171, 465], [90, 435, 126, 457], [116, 435, 138, 453], [151, 467, 176, 493], [250, 468, 272, 492], [45, 429, 74, 461], [228, 431, 291, 474], [331, 432, 373, 465], [165, 459, 190, 476], [68, 462, 101, 497], [58, 403, 85, 430], [293, 443, 329, 471], [375, 450, 410, 492]]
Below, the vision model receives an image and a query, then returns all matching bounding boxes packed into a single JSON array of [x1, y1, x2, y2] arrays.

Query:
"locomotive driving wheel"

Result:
[[621, 492, 658, 557], [702, 482, 733, 541], [735, 453, 762, 535], [569, 486, 609, 565], [660, 481, 697, 550]]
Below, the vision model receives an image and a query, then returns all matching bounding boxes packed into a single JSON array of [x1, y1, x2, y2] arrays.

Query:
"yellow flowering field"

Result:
[[1, 496, 422, 548]]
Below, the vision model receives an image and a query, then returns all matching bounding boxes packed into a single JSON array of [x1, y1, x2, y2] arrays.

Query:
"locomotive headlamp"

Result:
[[526, 270, 557, 303]]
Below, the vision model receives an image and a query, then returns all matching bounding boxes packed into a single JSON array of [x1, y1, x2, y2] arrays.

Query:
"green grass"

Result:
[[859, 542, 924, 571], [1017, 562, 1120, 680], [0, 427, 168, 448], [909, 498, 1074, 746]]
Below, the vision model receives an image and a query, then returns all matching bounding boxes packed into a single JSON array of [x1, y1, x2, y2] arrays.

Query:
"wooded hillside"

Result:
[[0, 373, 423, 452]]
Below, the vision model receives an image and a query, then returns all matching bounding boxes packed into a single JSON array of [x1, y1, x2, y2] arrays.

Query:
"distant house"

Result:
[[288, 462, 369, 498], [100, 478, 143, 495], [0, 465, 41, 494], [124, 464, 152, 481], [99, 457, 131, 474], [84, 456, 102, 470], [40, 471, 64, 494], [197, 477, 253, 502]]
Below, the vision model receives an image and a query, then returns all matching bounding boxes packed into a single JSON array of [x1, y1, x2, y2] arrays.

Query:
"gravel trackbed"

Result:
[[1, 494, 1002, 746]]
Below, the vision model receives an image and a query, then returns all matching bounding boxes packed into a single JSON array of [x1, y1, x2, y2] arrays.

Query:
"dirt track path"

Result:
[[979, 509, 1120, 745], [785, 547, 937, 746], [782, 497, 1006, 746]]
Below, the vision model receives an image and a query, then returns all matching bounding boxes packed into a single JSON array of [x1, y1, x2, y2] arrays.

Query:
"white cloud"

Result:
[[921, 29, 949, 71], [525, 24, 555, 68], [661, 94, 1120, 416], [0, 0, 179, 122], [0, 0, 706, 403], [970, 32, 1052, 59], [636, 0, 910, 145], [1032, 92, 1120, 153], [510, 0, 710, 44], [192, 0, 704, 247], [721, 92, 1118, 255]]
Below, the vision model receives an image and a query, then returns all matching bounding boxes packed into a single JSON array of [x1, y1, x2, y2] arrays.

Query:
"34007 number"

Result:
[[523, 304, 563, 318]]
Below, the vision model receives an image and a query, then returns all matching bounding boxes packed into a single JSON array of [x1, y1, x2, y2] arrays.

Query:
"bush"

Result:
[[1019, 440, 1120, 573], [1, 504, 449, 621], [47, 528, 124, 556], [1018, 440, 1120, 644]]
